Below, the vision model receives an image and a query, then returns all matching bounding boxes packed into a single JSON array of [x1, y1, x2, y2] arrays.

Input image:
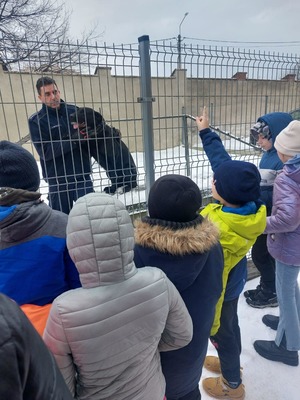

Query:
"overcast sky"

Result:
[[64, 0, 300, 54]]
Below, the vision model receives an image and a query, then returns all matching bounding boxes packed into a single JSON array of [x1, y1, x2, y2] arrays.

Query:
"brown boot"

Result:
[[204, 355, 221, 373], [204, 356, 243, 375], [202, 376, 245, 400]]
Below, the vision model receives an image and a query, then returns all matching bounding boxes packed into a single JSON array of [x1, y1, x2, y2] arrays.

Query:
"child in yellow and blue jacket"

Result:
[[196, 108, 266, 400]]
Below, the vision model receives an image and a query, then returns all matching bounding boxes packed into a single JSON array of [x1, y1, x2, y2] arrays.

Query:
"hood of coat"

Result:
[[201, 202, 267, 242], [134, 217, 220, 256], [0, 190, 50, 243], [66, 192, 137, 288], [258, 112, 293, 150], [283, 155, 300, 184]]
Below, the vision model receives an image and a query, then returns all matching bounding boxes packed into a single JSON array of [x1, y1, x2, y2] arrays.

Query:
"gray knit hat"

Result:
[[0, 141, 40, 191], [275, 120, 300, 157]]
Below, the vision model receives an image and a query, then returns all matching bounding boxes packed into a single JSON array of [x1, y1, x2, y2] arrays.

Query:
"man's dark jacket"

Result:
[[29, 101, 91, 187]]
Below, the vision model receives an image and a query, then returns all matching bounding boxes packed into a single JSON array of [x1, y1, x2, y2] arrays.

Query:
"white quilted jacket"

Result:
[[43, 193, 192, 400]]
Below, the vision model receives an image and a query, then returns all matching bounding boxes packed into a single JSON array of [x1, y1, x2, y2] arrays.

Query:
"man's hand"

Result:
[[195, 106, 209, 131]]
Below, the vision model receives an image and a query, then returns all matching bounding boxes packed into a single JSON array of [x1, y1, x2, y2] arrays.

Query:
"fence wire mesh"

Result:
[[0, 36, 299, 216]]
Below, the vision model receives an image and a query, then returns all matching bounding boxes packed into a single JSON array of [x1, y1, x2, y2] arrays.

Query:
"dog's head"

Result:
[[70, 107, 103, 131]]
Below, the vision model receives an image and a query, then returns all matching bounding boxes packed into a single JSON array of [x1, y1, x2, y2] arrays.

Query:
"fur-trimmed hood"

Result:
[[134, 217, 220, 256]]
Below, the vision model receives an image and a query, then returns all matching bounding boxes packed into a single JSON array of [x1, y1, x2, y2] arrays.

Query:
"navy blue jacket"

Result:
[[29, 101, 91, 187], [134, 217, 223, 398]]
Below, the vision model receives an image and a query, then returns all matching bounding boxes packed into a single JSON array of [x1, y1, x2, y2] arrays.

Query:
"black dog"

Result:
[[70, 107, 137, 194]]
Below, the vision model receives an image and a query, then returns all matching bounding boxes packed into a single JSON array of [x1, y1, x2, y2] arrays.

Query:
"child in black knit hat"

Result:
[[134, 174, 224, 400], [195, 107, 266, 400]]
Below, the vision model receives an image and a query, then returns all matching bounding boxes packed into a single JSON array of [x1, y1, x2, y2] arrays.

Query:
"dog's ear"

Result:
[[94, 111, 103, 126], [86, 109, 104, 128], [80, 107, 101, 129], [71, 107, 103, 129], [71, 108, 87, 124], [70, 111, 77, 124], [82, 108, 93, 126]]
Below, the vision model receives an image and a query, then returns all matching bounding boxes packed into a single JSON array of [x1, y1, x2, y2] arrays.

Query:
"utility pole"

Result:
[[177, 12, 188, 69]]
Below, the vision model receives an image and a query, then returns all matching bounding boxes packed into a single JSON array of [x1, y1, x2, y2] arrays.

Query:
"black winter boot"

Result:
[[262, 314, 279, 330], [244, 284, 261, 299], [246, 287, 278, 308], [253, 340, 299, 366]]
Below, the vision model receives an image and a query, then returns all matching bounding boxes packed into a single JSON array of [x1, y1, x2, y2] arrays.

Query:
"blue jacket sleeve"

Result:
[[199, 128, 231, 172], [64, 249, 81, 289]]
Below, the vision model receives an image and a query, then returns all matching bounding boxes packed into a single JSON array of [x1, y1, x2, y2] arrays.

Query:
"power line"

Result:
[[149, 36, 300, 47], [185, 37, 300, 46], [114, 36, 300, 50]]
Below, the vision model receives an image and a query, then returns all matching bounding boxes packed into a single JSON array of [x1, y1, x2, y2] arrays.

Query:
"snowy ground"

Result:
[[200, 275, 300, 400]]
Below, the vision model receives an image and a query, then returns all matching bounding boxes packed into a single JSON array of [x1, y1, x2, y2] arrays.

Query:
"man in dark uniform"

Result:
[[29, 76, 93, 214]]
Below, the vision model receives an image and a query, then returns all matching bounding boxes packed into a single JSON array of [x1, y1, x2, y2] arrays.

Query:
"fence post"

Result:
[[138, 35, 155, 198], [181, 107, 191, 176]]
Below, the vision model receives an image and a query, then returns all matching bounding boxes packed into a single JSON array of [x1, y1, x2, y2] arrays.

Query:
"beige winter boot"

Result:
[[204, 355, 243, 375], [202, 376, 245, 400], [204, 355, 221, 373]]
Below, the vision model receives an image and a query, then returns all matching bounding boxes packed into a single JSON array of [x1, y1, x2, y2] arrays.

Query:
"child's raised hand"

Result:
[[196, 106, 209, 131]]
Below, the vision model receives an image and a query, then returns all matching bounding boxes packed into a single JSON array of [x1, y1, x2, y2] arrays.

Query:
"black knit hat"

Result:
[[214, 160, 261, 205], [0, 141, 40, 191], [148, 174, 202, 222]]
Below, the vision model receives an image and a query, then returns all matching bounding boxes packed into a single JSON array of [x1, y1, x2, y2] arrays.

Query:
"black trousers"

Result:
[[49, 180, 94, 214], [167, 385, 201, 400], [210, 298, 241, 384], [251, 233, 276, 292]]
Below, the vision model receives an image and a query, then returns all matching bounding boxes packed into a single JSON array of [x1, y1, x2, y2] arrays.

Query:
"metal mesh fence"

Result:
[[0, 36, 299, 216]]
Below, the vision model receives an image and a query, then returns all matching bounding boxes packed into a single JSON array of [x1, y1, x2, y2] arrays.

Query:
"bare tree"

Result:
[[0, 0, 101, 72]]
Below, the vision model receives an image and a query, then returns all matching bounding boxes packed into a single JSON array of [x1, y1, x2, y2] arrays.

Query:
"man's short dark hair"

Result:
[[36, 76, 57, 95]]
